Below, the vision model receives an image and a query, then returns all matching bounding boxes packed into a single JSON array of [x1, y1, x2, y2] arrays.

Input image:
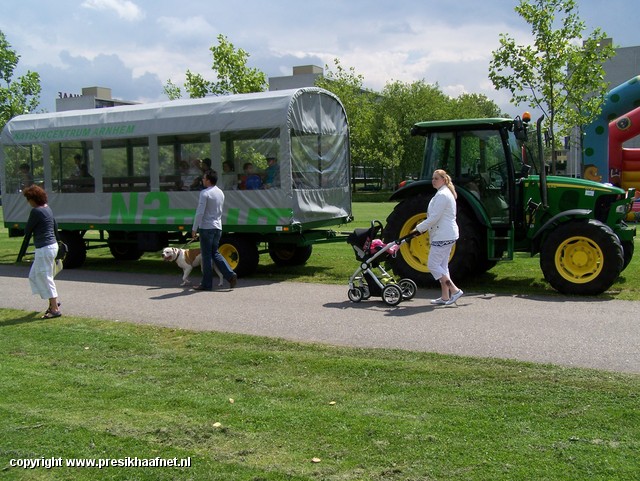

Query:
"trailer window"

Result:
[[158, 134, 210, 191], [291, 132, 348, 189], [3, 144, 43, 193], [50, 142, 95, 193], [221, 129, 280, 190], [102, 137, 150, 192]]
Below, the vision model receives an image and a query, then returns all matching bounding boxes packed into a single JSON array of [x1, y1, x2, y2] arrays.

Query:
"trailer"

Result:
[[0, 87, 352, 275]]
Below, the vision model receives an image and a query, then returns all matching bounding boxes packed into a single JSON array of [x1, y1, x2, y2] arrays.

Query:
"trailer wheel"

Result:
[[59, 231, 86, 269], [108, 231, 143, 261], [268, 243, 313, 266], [540, 219, 623, 295], [220, 235, 259, 277]]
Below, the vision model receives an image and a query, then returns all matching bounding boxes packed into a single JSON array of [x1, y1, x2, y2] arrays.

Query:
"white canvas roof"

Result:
[[1, 87, 346, 143]]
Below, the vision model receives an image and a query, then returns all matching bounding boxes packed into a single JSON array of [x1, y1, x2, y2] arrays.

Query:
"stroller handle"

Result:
[[396, 230, 422, 244]]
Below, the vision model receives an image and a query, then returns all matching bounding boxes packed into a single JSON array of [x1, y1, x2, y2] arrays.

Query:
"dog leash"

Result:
[[180, 236, 198, 250]]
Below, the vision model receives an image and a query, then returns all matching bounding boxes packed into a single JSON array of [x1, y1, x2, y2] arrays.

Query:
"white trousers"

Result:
[[427, 242, 455, 281], [29, 243, 58, 300]]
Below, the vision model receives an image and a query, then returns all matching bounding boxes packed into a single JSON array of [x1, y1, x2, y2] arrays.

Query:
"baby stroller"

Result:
[[346, 220, 418, 306]]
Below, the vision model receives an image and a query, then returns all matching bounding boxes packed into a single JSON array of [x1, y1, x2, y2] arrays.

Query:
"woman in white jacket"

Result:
[[414, 169, 464, 305]]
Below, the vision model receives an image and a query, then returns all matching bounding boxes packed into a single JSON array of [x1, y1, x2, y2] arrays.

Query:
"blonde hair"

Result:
[[433, 169, 457, 199]]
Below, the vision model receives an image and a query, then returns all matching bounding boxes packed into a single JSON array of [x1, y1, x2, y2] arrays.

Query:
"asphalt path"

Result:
[[1, 264, 638, 374]]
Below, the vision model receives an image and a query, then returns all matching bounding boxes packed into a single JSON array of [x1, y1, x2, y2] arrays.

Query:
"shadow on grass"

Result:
[[0, 311, 44, 328]]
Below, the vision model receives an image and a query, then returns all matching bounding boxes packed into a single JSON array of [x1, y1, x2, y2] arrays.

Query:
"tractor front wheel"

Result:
[[539, 219, 623, 295]]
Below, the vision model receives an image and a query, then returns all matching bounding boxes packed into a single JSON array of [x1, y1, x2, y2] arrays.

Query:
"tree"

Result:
[[0, 30, 41, 130], [451, 93, 504, 118], [164, 34, 267, 99], [379, 80, 453, 181], [488, 0, 613, 173]]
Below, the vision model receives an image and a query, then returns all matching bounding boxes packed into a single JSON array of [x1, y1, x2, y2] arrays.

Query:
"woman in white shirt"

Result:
[[414, 169, 464, 306]]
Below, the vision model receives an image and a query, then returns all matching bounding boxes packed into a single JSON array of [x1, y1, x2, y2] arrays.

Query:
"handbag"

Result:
[[56, 240, 68, 261], [53, 219, 68, 261]]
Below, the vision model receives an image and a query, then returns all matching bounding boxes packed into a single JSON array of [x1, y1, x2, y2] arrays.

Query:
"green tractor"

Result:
[[383, 115, 636, 295]]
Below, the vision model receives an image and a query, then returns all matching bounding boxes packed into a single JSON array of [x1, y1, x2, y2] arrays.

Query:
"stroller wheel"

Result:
[[348, 287, 363, 303], [382, 284, 403, 306], [398, 278, 418, 300], [361, 284, 371, 300]]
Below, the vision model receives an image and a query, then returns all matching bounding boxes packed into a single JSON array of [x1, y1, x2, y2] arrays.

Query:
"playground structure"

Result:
[[582, 76, 640, 216], [582, 76, 640, 220]]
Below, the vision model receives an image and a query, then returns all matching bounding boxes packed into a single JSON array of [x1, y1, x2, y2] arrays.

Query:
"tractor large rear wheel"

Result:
[[383, 195, 483, 286], [539, 219, 623, 295]]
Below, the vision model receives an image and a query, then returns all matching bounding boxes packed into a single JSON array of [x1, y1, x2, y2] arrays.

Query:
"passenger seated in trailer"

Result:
[[238, 162, 262, 190], [262, 156, 279, 189], [74, 163, 95, 192], [219, 161, 237, 190], [182, 158, 204, 191], [18, 163, 34, 191]]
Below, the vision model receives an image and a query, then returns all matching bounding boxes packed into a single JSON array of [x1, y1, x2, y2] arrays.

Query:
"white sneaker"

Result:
[[430, 297, 447, 305], [445, 290, 464, 305]]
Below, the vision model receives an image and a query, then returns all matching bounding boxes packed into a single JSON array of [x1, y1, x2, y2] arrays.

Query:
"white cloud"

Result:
[[156, 16, 215, 40], [81, 0, 145, 22]]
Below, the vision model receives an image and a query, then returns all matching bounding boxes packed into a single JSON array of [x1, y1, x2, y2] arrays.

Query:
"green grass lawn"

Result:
[[1, 310, 638, 481]]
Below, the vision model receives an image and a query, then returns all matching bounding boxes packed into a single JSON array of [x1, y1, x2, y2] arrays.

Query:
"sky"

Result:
[[1, 0, 638, 117]]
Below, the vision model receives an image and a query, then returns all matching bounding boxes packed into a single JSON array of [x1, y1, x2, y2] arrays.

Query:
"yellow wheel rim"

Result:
[[554, 235, 603, 284], [398, 213, 429, 273], [397, 213, 457, 273], [219, 243, 239, 270]]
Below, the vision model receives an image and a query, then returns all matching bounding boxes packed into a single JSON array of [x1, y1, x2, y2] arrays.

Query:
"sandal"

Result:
[[42, 310, 62, 319], [44, 302, 62, 315]]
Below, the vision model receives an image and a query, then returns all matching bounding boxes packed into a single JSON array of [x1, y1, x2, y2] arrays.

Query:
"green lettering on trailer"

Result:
[[110, 192, 193, 225], [110, 193, 140, 224], [109, 193, 290, 226], [226, 208, 240, 225]]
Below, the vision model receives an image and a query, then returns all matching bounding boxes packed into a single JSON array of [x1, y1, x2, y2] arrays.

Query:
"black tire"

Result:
[[348, 288, 363, 303], [108, 231, 144, 261], [268, 243, 313, 266], [383, 195, 484, 286], [220, 235, 259, 277], [621, 240, 634, 271], [381, 284, 403, 306], [539, 219, 623, 295], [398, 278, 417, 300], [59, 231, 86, 269]]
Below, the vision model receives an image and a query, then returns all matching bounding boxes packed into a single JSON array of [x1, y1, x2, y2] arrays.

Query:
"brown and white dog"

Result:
[[161, 247, 223, 287]]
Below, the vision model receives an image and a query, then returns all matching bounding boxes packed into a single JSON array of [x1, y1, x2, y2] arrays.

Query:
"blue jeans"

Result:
[[198, 229, 235, 289]]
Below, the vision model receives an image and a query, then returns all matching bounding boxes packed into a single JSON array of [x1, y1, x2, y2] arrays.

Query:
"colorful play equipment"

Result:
[[582, 76, 640, 219]]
